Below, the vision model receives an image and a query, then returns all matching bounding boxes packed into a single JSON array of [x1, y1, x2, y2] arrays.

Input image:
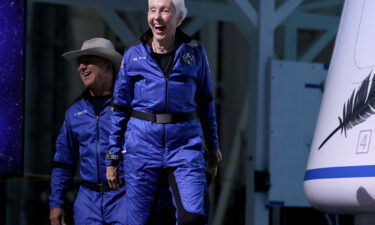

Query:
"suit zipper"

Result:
[[163, 74, 169, 150], [163, 53, 174, 151], [96, 115, 101, 184], [154, 50, 175, 151]]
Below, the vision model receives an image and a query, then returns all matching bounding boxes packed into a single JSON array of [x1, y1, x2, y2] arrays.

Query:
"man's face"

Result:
[[76, 55, 112, 88], [147, 0, 182, 42]]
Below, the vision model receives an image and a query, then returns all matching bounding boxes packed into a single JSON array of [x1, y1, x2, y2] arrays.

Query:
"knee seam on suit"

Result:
[[168, 171, 206, 225]]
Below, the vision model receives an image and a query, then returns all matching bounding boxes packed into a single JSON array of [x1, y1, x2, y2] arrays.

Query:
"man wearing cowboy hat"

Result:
[[48, 38, 127, 225]]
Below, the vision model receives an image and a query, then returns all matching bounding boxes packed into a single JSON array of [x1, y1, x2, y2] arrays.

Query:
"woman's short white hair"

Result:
[[172, 0, 187, 21], [148, 0, 188, 22]]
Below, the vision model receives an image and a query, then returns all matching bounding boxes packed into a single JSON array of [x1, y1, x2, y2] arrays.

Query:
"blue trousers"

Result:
[[74, 186, 127, 225]]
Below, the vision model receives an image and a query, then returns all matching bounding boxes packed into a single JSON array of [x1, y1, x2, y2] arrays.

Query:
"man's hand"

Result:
[[50, 207, 66, 225], [207, 149, 222, 176], [106, 165, 120, 190]]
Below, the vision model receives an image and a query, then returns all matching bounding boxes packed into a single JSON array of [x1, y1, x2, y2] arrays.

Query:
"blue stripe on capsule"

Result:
[[304, 165, 375, 180]]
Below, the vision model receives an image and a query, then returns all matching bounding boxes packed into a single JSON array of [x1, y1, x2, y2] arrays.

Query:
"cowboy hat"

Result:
[[62, 38, 123, 73]]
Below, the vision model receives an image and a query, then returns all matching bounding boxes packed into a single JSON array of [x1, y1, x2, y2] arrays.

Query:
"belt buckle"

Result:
[[156, 114, 172, 124]]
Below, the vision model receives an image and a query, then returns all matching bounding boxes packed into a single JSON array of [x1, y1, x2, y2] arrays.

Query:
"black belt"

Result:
[[131, 110, 197, 124], [80, 180, 123, 192]]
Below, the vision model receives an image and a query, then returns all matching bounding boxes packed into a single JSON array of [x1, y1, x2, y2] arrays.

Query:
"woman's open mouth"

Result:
[[154, 24, 166, 34]]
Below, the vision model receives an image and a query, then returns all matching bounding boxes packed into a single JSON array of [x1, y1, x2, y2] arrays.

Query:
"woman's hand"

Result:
[[106, 165, 120, 190], [207, 149, 222, 176], [50, 207, 66, 225]]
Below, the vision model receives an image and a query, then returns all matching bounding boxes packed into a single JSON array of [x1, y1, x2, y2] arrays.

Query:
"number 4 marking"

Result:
[[356, 130, 372, 154]]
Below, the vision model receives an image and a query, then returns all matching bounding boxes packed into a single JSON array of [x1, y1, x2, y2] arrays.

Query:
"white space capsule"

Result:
[[304, 0, 375, 224]]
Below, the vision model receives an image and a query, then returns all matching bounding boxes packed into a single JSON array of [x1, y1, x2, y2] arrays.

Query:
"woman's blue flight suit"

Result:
[[107, 30, 219, 225]]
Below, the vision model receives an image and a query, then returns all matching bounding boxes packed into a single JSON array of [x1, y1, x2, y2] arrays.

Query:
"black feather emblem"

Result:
[[319, 71, 375, 150]]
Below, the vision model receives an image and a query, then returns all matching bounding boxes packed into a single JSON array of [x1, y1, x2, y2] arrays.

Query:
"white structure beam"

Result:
[[97, 6, 137, 46], [123, 13, 146, 38], [299, 0, 342, 11], [286, 12, 340, 30], [273, 0, 305, 29], [187, 2, 241, 22], [230, 0, 258, 27], [254, 0, 273, 185], [299, 28, 337, 61], [282, 11, 339, 62], [182, 18, 208, 36], [245, 0, 275, 224]]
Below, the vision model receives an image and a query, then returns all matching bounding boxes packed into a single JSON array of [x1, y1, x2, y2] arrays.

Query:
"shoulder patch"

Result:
[[182, 51, 196, 65], [187, 39, 200, 48]]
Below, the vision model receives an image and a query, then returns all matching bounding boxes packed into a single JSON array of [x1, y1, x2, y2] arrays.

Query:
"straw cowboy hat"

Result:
[[62, 38, 123, 73]]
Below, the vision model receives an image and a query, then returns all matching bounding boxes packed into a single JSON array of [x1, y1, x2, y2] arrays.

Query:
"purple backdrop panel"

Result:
[[0, 0, 25, 176]]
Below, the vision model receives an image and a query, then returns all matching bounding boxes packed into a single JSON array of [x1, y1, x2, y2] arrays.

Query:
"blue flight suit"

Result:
[[49, 91, 127, 225], [107, 30, 220, 225]]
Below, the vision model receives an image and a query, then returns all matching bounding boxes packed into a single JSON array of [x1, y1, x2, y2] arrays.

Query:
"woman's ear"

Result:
[[177, 12, 184, 26]]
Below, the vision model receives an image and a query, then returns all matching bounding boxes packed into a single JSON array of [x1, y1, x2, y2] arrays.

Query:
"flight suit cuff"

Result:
[[105, 152, 121, 166], [207, 142, 220, 152]]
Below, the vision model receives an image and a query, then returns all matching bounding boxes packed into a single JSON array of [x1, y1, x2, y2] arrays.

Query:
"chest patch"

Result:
[[74, 109, 87, 117], [182, 51, 195, 66]]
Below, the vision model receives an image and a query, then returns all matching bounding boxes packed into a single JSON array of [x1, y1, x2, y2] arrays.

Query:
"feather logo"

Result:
[[319, 71, 375, 150]]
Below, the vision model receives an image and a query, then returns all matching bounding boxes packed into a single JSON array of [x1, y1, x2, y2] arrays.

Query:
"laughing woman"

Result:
[[105, 0, 222, 224]]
